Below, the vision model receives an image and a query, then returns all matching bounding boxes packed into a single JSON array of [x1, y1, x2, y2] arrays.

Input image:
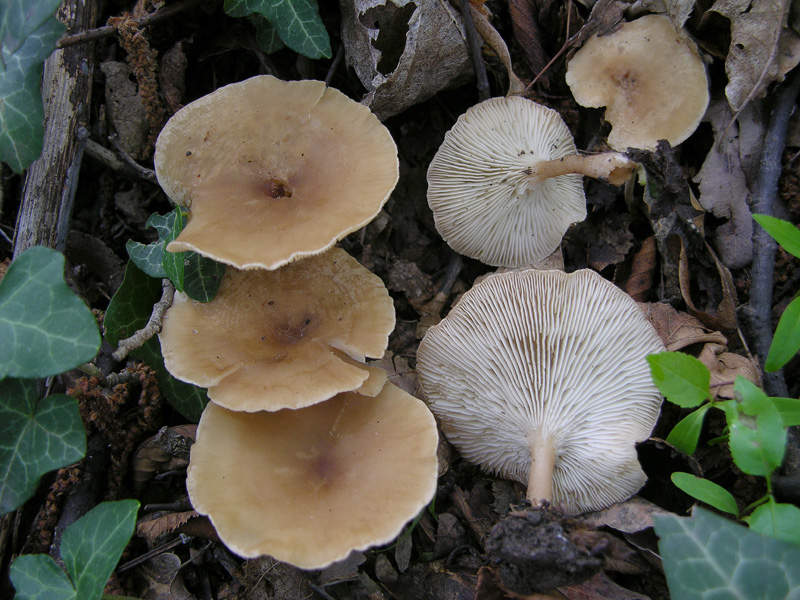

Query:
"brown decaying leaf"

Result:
[[581, 497, 671, 534], [698, 342, 760, 398], [510, 0, 552, 81], [632, 0, 694, 29], [678, 238, 739, 331], [639, 302, 728, 351], [136, 510, 200, 545], [158, 40, 188, 113], [131, 424, 196, 490], [621, 236, 657, 302], [387, 257, 436, 311], [559, 571, 651, 600], [476, 565, 568, 599]]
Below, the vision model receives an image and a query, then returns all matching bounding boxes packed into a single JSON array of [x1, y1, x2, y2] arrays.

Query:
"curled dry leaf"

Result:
[[339, 0, 472, 120], [698, 342, 760, 399], [618, 236, 658, 302], [678, 238, 739, 332], [639, 302, 727, 352], [137, 510, 201, 545]]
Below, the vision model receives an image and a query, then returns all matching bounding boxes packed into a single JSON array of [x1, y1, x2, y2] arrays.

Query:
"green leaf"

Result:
[[667, 403, 713, 455], [765, 295, 800, 372], [0, 246, 101, 379], [647, 352, 711, 408], [183, 252, 225, 303], [249, 15, 285, 53], [745, 499, 800, 546], [0, 16, 65, 173], [753, 214, 800, 259], [224, 0, 331, 59], [671, 472, 739, 516], [723, 377, 786, 477], [126, 211, 176, 279], [161, 209, 185, 291], [0, 0, 63, 60], [654, 507, 800, 599], [771, 396, 800, 427], [105, 261, 208, 422], [0, 378, 85, 515], [10, 500, 139, 600]]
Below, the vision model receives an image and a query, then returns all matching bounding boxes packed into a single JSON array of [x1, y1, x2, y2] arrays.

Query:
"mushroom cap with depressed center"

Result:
[[154, 75, 399, 270], [427, 96, 586, 268], [416, 269, 665, 514], [159, 248, 394, 412], [565, 14, 709, 152], [186, 383, 439, 569]]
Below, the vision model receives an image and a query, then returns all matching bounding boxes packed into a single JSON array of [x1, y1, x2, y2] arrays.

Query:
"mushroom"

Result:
[[159, 248, 394, 412], [186, 383, 439, 569], [416, 268, 665, 514], [154, 75, 399, 270], [426, 96, 635, 267], [565, 14, 709, 152]]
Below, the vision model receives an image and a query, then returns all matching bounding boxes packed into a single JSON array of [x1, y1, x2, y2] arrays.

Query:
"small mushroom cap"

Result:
[[427, 96, 586, 267], [565, 15, 709, 152], [186, 383, 439, 569], [155, 75, 399, 270], [417, 269, 665, 514], [159, 248, 394, 412]]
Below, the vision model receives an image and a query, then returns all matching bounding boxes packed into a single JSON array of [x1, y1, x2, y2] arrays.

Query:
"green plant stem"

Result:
[[744, 493, 771, 515]]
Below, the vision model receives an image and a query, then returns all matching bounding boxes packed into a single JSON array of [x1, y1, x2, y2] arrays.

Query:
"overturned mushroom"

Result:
[[155, 75, 399, 270], [159, 248, 394, 412], [186, 383, 439, 569], [565, 15, 709, 152], [426, 96, 635, 267], [417, 268, 664, 514]]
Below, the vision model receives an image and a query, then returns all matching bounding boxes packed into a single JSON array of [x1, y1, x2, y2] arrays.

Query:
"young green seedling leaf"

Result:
[[771, 396, 800, 427], [723, 377, 786, 477], [0, 7, 65, 173], [671, 472, 738, 516], [753, 214, 800, 258], [0, 378, 85, 515], [745, 498, 800, 546], [765, 295, 800, 372], [666, 403, 713, 455], [647, 352, 710, 408], [224, 0, 331, 59], [0, 246, 101, 379], [654, 507, 800, 599], [10, 499, 139, 600]]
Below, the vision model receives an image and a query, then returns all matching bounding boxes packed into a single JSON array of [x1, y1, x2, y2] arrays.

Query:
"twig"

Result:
[[113, 279, 175, 361], [746, 67, 800, 398], [524, 0, 573, 95], [56, 0, 206, 48], [468, 5, 525, 97], [117, 535, 189, 573], [324, 44, 345, 87], [458, 0, 490, 102], [107, 134, 158, 185]]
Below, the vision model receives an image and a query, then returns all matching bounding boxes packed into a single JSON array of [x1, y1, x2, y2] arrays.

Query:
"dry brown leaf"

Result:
[[559, 571, 650, 600], [631, 0, 695, 29], [639, 302, 728, 351], [581, 497, 671, 534], [131, 424, 196, 490], [698, 342, 760, 399], [137, 510, 200, 545], [387, 257, 436, 311], [621, 236, 657, 302], [371, 351, 420, 397], [678, 238, 739, 331], [476, 565, 568, 599]]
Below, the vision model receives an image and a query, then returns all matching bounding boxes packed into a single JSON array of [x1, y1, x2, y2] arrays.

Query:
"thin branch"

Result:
[[459, 0, 490, 101], [107, 134, 158, 185], [324, 44, 345, 87], [113, 279, 175, 361]]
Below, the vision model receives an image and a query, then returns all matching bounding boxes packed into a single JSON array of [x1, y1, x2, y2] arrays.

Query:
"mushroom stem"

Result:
[[526, 432, 556, 505], [530, 152, 637, 186]]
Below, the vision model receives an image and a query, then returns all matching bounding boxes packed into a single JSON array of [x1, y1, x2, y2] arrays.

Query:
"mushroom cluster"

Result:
[[153, 75, 439, 569]]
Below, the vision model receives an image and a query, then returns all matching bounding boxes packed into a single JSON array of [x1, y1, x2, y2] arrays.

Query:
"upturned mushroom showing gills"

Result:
[[158, 248, 394, 412], [565, 14, 709, 152], [186, 383, 439, 569], [426, 96, 635, 268], [416, 269, 665, 514], [154, 75, 399, 270]]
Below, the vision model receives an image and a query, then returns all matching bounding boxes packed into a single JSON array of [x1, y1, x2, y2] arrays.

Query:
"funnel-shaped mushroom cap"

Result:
[[154, 75, 399, 270], [417, 269, 665, 514], [565, 15, 709, 152], [186, 383, 439, 569], [159, 248, 394, 412], [427, 97, 586, 268]]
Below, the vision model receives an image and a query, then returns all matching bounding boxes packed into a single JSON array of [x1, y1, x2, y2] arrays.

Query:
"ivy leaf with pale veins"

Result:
[[0, 247, 101, 379], [0, 16, 65, 173], [183, 252, 225, 303], [655, 507, 800, 599], [0, 0, 62, 61], [249, 15, 285, 54], [126, 211, 177, 279], [0, 378, 86, 516], [224, 0, 331, 59]]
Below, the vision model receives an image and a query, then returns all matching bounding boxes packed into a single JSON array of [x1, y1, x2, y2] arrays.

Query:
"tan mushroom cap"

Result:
[[417, 269, 665, 514], [159, 248, 394, 412], [186, 383, 439, 569], [154, 75, 399, 270], [565, 15, 709, 152], [427, 96, 587, 268]]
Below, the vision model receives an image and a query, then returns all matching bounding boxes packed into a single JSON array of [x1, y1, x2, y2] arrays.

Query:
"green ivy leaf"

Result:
[[0, 16, 65, 173], [126, 211, 176, 279], [671, 472, 738, 516], [745, 500, 800, 546], [771, 396, 800, 427], [105, 261, 207, 422], [753, 214, 800, 259], [224, 0, 331, 59], [162, 209, 185, 291], [10, 499, 139, 600], [0, 246, 101, 379], [183, 252, 225, 303], [723, 377, 786, 477], [647, 352, 711, 408], [249, 15, 285, 53], [0, 378, 85, 515], [666, 403, 713, 455], [765, 295, 800, 372], [654, 507, 800, 599]]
